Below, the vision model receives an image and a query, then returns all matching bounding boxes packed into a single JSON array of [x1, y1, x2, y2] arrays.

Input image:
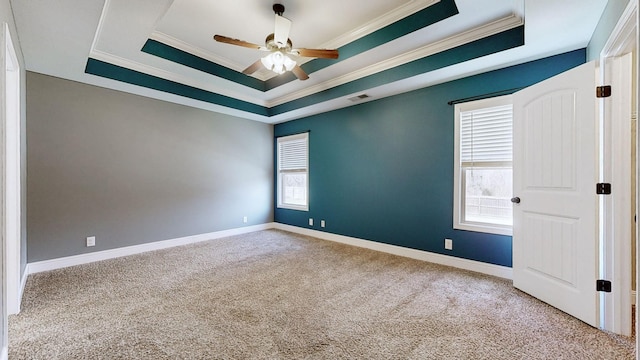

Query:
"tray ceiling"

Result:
[[12, 0, 607, 123]]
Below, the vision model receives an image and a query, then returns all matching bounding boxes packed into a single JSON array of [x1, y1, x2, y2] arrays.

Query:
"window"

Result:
[[277, 133, 309, 211], [453, 95, 513, 235]]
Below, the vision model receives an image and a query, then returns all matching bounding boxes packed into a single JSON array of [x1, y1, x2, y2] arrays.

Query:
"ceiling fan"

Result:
[[213, 3, 339, 81]]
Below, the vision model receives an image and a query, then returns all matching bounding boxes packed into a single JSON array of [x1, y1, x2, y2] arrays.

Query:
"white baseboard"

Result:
[[27, 223, 274, 274], [7, 267, 29, 316], [26, 222, 512, 280], [273, 223, 513, 279], [12, 267, 29, 314], [0, 346, 7, 360]]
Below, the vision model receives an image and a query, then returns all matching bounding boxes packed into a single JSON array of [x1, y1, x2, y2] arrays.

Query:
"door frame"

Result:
[[2, 23, 20, 317], [598, 0, 637, 337]]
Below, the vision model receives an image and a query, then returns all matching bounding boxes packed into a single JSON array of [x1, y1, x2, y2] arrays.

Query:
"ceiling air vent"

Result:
[[347, 94, 370, 102]]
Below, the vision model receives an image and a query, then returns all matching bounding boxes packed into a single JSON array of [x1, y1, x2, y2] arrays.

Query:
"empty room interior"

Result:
[[0, 0, 639, 358]]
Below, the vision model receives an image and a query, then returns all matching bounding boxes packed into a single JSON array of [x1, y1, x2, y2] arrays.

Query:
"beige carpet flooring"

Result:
[[9, 229, 636, 359]]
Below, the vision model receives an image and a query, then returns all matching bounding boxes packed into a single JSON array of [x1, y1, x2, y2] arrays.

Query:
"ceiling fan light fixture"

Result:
[[213, 3, 337, 81], [261, 51, 296, 75]]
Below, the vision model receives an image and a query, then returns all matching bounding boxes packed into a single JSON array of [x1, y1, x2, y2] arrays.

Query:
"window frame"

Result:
[[453, 95, 513, 236], [276, 132, 309, 211]]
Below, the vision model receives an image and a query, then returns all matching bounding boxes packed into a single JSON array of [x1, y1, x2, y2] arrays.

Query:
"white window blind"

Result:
[[453, 95, 513, 236], [460, 104, 513, 166], [277, 133, 309, 211], [278, 136, 308, 171]]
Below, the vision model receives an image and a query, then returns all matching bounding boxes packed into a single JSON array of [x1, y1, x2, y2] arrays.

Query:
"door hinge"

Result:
[[596, 85, 612, 98], [596, 279, 612, 292], [596, 183, 611, 195]]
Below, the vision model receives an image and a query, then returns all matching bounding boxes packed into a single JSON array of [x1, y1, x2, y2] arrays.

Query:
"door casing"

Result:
[[598, 0, 637, 337]]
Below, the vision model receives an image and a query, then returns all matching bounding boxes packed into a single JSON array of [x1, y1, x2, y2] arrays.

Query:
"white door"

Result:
[[512, 61, 598, 327]]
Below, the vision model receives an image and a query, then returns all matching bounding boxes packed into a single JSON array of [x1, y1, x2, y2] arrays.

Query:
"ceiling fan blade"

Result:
[[292, 48, 339, 59], [214, 35, 263, 50], [274, 15, 292, 48], [291, 65, 309, 81], [242, 59, 264, 75]]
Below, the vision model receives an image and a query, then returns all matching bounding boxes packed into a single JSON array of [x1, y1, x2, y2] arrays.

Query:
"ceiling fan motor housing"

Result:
[[273, 4, 285, 16], [265, 33, 292, 51]]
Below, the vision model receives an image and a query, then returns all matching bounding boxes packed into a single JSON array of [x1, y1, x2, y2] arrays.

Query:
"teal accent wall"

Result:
[[274, 49, 586, 267]]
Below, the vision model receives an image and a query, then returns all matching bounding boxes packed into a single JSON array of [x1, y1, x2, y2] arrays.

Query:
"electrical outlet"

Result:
[[444, 238, 453, 250], [86, 236, 96, 247], [243, 216, 248, 223], [321, 220, 325, 228], [309, 218, 314, 226]]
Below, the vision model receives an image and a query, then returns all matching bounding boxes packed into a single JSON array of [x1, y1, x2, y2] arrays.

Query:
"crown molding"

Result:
[[88, 1, 520, 117], [149, 31, 275, 82], [88, 0, 112, 56], [268, 14, 524, 107], [146, 0, 439, 81], [319, 0, 440, 49], [599, 0, 637, 58], [89, 13, 522, 114], [88, 49, 268, 107], [89, 0, 259, 96]]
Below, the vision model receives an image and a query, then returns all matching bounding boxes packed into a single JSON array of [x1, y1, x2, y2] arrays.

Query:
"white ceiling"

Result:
[[11, 0, 607, 124]]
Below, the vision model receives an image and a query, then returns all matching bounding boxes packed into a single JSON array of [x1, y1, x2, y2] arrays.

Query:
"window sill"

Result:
[[454, 222, 512, 236], [277, 204, 309, 212]]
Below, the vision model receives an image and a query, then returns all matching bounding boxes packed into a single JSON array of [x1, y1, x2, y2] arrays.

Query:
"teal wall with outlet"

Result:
[[274, 49, 586, 267]]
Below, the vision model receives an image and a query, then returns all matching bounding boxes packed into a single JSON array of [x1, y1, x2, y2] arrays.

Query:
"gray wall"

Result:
[[26, 72, 273, 262]]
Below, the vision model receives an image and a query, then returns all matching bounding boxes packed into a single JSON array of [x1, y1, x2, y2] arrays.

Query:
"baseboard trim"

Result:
[[27, 223, 274, 274], [0, 346, 7, 360], [20, 267, 28, 298], [26, 222, 512, 280], [14, 268, 29, 314], [273, 223, 513, 279]]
